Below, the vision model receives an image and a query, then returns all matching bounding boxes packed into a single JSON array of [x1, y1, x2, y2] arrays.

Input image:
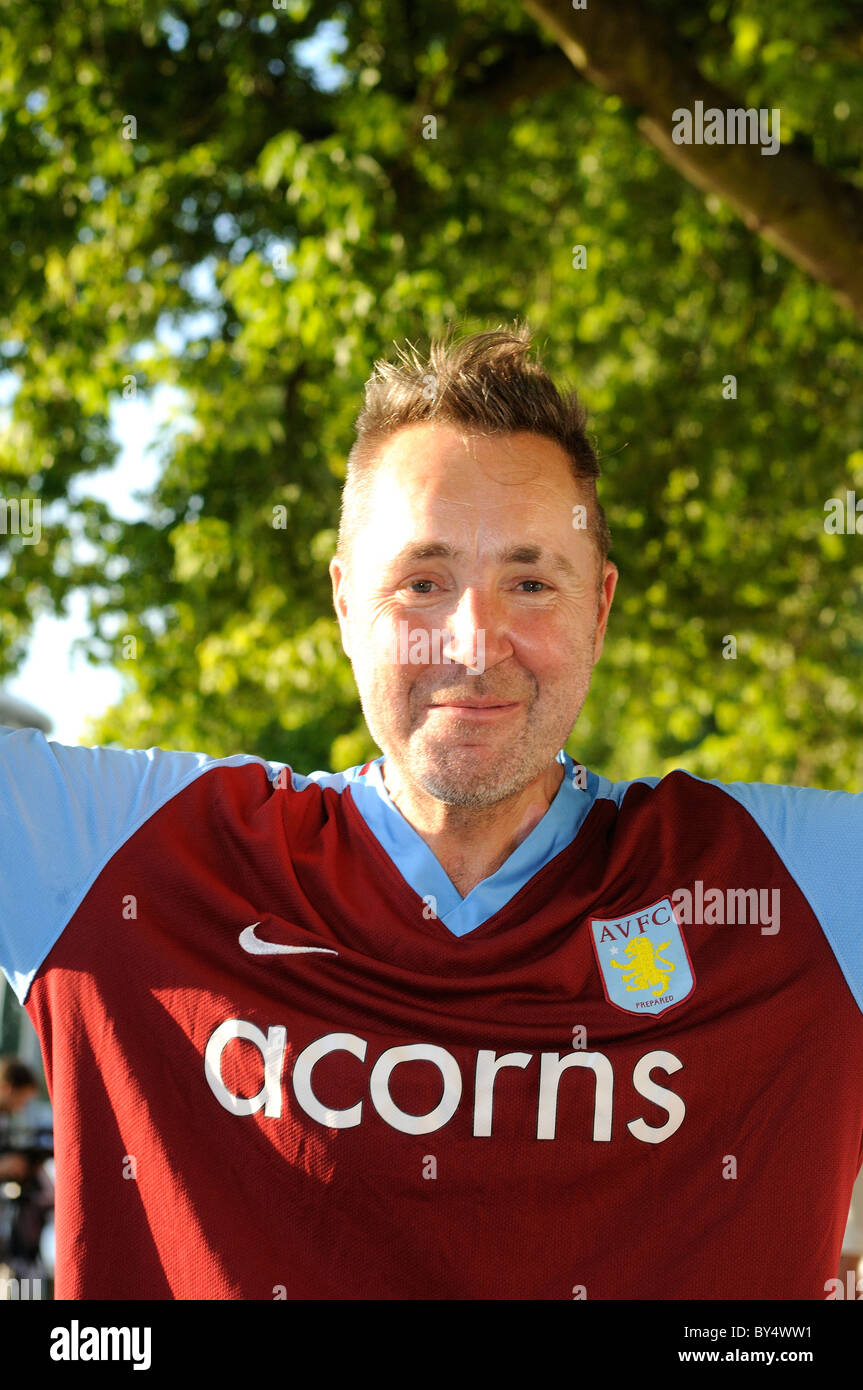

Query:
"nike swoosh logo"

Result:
[[239, 923, 339, 957]]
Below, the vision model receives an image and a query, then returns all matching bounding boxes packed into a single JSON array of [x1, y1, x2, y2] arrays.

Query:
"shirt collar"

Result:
[[348, 750, 597, 937]]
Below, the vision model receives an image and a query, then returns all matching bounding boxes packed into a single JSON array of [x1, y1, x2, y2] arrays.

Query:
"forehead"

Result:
[[361, 424, 580, 535]]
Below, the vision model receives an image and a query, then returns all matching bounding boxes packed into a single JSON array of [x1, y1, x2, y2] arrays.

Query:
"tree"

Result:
[[1, 0, 862, 787], [522, 0, 863, 320]]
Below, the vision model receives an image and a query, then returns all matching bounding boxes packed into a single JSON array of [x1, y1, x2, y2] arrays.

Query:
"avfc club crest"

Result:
[[590, 897, 695, 1018]]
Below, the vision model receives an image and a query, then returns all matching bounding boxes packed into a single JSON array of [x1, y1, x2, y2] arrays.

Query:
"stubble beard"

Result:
[[401, 668, 594, 808]]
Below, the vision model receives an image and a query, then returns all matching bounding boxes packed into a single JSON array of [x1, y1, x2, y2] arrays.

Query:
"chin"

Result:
[[415, 744, 537, 808]]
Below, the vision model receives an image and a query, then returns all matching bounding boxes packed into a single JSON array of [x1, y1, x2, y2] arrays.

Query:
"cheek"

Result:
[[516, 613, 569, 660], [349, 609, 395, 666], [354, 622, 419, 699], [516, 616, 589, 683]]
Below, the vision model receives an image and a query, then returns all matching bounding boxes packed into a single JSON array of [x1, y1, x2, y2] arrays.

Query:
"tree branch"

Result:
[[521, 0, 863, 321]]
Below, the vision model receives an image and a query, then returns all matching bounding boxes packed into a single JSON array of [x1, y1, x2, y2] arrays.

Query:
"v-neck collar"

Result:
[[347, 750, 598, 937]]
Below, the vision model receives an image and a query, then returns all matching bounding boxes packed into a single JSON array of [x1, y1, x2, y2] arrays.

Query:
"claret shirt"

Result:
[[1, 725, 862, 1300]]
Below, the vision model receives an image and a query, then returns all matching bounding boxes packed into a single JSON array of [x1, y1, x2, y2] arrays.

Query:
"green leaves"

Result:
[[1, 0, 862, 788]]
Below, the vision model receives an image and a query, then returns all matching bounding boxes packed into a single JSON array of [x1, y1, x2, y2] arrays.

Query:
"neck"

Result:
[[381, 757, 565, 898]]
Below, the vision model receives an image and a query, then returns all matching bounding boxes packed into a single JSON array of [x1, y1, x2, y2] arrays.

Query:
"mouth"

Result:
[[426, 700, 521, 719]]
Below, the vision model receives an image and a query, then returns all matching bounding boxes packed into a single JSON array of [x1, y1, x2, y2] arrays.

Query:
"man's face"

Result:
[[330, 424, 617, 806]]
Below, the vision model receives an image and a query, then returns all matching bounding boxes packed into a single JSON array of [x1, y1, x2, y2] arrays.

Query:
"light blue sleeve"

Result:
[[689, 775, 863, 1016], [0, 725, 288, 1004]]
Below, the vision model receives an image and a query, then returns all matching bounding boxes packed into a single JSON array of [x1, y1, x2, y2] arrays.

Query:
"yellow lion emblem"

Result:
[[609, 935, 676, 997]]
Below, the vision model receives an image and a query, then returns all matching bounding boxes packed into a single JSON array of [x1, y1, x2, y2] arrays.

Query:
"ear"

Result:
[[330, 555, 351, 659], [593, 560, 618, 665]]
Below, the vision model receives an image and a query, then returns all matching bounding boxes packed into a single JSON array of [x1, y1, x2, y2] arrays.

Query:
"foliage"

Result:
[[1, 0, 862, 787]]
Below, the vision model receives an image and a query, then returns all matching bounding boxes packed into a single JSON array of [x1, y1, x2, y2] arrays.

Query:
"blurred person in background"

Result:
[[0, 1055, 53, 1293], [0, 1056, 38, 1181]]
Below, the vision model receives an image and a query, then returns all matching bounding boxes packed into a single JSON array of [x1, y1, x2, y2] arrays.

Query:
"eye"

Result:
[[404, 579, 437, 594], [516, 579, 548, 593]]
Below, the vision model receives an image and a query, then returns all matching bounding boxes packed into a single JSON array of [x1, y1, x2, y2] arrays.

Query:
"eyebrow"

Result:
[[391, 542, 579, 577]]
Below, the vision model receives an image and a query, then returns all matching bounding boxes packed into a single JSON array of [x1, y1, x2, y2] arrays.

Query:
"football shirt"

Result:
[[1, 725, 861, 1299]]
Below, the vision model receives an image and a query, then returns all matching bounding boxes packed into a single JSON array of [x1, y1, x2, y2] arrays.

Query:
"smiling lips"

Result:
[[427, 699, 520, 719]]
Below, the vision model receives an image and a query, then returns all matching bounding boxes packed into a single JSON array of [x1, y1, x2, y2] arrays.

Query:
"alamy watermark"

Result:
[[1, 1275, 42, 1299], [0, 496, 41, 544], [824, 490, 863, 533], [671, 880, 780, 935], [50, 1320, 151, 1370], [672, 102, 780, 156], [389, 621, 486, 674]]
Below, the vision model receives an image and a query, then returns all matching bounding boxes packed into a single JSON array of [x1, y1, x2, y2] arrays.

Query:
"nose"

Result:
[[445, 586, 512, 675]]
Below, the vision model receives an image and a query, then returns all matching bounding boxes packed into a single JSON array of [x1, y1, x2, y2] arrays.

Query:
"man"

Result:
[[0, 324, 861, 1300]]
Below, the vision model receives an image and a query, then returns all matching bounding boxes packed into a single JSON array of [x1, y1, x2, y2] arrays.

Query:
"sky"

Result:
[[3, 19, 348, 746], [5, 391, 171, 743]]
